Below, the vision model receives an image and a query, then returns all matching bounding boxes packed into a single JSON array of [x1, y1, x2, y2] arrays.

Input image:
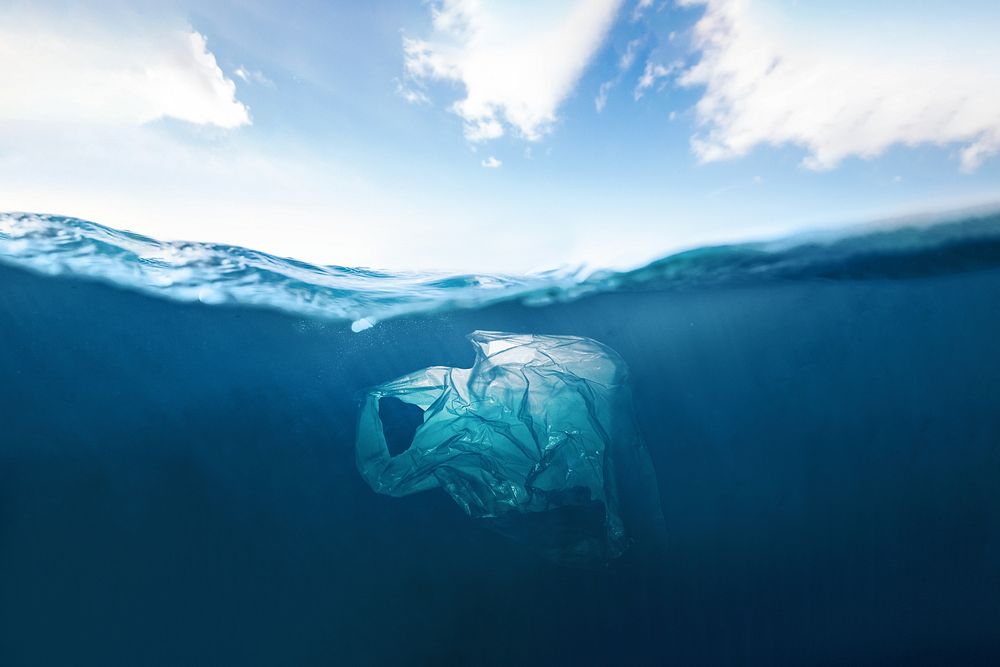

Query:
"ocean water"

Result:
[[2, 210, 1000, 665]]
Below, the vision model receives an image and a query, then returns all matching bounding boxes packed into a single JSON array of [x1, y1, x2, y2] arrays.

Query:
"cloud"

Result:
[[404, 0, 624, 141], [678, 0, 1000, 171], [594, 81, 615, 112], [595, 37, 644, 112], [617, 37, 643, 71], [234, 67, 274, 88], [633, 59, 679, 100], [0, 8, 249, 128], [395, 78, 431, 105], [632, 0, 654, 22], [481, 156, 502, 168]]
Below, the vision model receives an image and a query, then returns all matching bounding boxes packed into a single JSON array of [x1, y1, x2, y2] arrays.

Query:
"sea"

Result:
[[1, 209, 999, 665]]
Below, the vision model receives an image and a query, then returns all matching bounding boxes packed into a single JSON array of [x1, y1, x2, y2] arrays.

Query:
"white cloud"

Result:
[[632, 0, 654, 22], [481, 156, 502, 168], [634, 59, 679, 100], [234, 66, 274, 88], [595, 37, 643, 112], [678, 0, 1000, 171], [404, 0, 624, 141], [0, 8, 249, 128], [595, 80, 615, 112], [395, 78, 431, 105], [618, 37, 643, 71]]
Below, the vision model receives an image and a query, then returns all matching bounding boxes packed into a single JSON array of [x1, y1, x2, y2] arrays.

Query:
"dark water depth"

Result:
[[2, 218, 1000, 664]]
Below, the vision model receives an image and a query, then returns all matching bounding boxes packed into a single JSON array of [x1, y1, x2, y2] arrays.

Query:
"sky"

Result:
[[2, 0, 1000, 272]]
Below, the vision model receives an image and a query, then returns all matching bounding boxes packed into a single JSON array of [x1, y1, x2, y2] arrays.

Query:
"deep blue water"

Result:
[[2, 211, 1000, 665]]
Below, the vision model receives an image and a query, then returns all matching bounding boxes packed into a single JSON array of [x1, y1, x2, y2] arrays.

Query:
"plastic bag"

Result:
[[356, 331, 660, 563]]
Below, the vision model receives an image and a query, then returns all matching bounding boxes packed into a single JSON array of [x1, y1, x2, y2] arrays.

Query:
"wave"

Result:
[[2, 208, 1000, 329]]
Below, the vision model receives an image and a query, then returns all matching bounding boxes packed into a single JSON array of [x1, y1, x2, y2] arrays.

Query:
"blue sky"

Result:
[[2, 0, 999, 271]]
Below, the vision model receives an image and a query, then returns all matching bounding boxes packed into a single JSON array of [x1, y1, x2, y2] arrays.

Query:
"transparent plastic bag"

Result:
[[356, 331, 660, 563]]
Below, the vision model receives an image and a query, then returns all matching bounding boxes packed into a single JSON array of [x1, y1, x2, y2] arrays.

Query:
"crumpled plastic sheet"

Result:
[[356, 330, 662, 563]]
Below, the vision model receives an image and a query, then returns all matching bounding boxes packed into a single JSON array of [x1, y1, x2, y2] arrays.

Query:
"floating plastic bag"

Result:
[[356, 331, 661, 563]]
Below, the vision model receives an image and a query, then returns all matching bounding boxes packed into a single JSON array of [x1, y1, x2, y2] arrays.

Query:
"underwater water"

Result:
[[2, 211, 1000, 665]]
